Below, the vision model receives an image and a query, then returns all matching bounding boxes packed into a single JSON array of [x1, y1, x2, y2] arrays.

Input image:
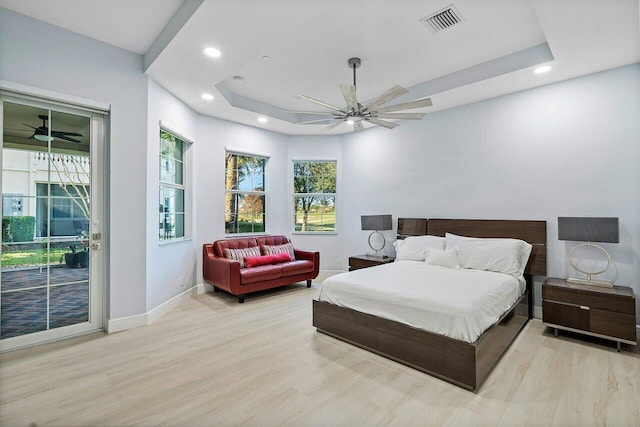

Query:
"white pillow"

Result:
[[393, 239, 424, 261], [445, 233, 532, 277], [393, 235, 445, 261], [425, 248, 459, 269]]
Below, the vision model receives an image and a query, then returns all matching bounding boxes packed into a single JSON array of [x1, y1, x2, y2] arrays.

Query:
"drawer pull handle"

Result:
[[580, 305, 590, 310]]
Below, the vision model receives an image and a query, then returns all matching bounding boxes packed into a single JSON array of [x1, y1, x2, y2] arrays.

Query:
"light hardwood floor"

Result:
[[1, 283, 639, 427]]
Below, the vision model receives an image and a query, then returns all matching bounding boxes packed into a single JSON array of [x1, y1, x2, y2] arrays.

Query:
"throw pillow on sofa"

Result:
[[224, 246, 261, 268], [261, 243, 296, 260], [245, 252, 292, 268]]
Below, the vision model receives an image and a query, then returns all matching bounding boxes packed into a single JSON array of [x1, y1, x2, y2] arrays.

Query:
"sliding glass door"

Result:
[[0, 97, 106, 351]]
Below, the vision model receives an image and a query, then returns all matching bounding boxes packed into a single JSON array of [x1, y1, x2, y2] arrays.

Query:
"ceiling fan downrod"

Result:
[[348, 57, 361, 88]]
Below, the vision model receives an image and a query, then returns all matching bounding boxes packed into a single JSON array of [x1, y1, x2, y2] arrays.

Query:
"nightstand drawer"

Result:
[[543, 300, 589, 331], [349, 257, 380, 270], [542, 277, 637, 350], [542, 285, 635, 315], [591, 308, 636, 342]]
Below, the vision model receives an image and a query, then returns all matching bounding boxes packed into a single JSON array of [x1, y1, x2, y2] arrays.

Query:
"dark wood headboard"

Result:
[[397, 218, 547, 276], [397, 218, 428, 239]]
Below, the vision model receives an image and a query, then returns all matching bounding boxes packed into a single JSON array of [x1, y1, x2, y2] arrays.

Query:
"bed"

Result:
[[312, 218, 547, 391]]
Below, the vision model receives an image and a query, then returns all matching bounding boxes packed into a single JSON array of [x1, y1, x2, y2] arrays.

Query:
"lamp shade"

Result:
[[558, 217, 619, 243], [361, 215, 392, 231]]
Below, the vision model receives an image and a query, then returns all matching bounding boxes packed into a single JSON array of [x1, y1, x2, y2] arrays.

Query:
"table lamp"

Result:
[[558, 217, 619, 288], [361, 214, 392, 258]]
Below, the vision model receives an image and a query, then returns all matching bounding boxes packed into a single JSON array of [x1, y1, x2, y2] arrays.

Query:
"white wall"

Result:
[[341, 63, 640, 313], [146, 79, 199, 310], [195, 116, 289, 286], [0, 8, 149, 319]]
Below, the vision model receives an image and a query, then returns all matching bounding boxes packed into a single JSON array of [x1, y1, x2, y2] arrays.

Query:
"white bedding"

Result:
[[318, 261, 525, 343]]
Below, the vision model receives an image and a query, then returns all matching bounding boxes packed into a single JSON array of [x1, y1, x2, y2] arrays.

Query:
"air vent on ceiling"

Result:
[[420, 4, 464, 33]]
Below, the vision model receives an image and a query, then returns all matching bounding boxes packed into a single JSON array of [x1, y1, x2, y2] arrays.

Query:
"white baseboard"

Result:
[[533, 305, 542, 320], [106, 284, 206, 333], [109, 283, 583, 334]]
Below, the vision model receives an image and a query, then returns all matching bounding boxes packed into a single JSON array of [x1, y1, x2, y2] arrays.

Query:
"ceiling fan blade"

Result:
[[367, 118, 399, 129], [339, 84, 358, 111], [364, 85, 408, 110], [374, 98, 433, 113], [321, 120, 345, 132], [375, 113, 426, 119], [57, 135, 82, 143], [23, 124, 38, 130], [284, 110, 337, 115], [353, 121, 364, 132], [52, 131, 84, 137], [296, 95, 346, 113], [296, 118, 336, 125]]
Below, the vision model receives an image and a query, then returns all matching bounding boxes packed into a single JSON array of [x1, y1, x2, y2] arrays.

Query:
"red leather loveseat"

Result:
[[203, 235, 319, 303]]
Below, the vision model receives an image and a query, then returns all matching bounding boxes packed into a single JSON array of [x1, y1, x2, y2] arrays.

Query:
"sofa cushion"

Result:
[[239, 265, 282, 284], [261, 242, 296, 260], [280, 260, 314, 276], [224, 246, 261, 268], [257, 235, 290, 246], [214, 237, 258, 257], [245, 252, 291, 268]]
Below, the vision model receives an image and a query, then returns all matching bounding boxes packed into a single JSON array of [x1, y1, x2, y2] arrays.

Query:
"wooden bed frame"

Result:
[[313, 218, 547, 391]]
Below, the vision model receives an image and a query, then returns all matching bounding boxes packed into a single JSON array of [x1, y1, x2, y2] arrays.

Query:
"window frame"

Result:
[[292, 159, 337, 235], [224, 150, 268, 236], [158, 125, 192, 243]]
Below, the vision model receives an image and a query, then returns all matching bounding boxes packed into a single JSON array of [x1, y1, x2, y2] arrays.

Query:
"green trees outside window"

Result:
[[159, 130, 186, 240], [225, 153, 266, 234], [293, 161, 336, 232]]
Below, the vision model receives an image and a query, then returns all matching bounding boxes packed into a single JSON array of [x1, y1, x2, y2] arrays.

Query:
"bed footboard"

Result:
[[312, 297, 528, 391]]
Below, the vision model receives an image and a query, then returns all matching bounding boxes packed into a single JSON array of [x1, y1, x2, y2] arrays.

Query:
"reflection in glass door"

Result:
[[1, 99, 104, 350]]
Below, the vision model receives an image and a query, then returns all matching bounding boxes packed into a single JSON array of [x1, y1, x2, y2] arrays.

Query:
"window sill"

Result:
[[224, 232, 269, 238], [292, 231, 338, 236], [159, 237, 192, 246]]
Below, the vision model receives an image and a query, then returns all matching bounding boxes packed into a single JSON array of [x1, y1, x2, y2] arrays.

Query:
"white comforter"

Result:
[[318, 261, 524, 343]]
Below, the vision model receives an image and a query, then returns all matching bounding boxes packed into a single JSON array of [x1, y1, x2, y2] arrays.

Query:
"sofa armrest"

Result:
[[203, 244, 241, 294], [294, 249, 320, 277]]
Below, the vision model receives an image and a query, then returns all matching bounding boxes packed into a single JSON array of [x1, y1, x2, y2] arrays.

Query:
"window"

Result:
[[225, 152, 266, 234], [159, 129, 187, 240], [293, 160, 336, 232]]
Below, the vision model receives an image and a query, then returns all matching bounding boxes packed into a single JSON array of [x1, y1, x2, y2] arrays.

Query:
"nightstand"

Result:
[[542, 277, 637, 351], [348, 254, 395, 271]]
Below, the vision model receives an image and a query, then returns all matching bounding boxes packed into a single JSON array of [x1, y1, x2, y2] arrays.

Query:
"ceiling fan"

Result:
[[290, 57, 432, 132], [24, 115, 84, 143]]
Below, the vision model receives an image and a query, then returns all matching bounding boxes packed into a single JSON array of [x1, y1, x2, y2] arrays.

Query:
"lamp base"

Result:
[[567, 277, 613, 288], [365, 252, 389, 259]]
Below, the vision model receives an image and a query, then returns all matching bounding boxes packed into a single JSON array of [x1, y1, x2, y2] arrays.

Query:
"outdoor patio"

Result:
[[1, 266, 89, 339]]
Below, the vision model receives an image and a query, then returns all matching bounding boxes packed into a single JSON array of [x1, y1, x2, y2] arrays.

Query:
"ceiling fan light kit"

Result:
[[292, 57, 432, 132]]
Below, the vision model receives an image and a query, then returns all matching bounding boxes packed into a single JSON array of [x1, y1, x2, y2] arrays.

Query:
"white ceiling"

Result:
[[1, 0, 639, 135]]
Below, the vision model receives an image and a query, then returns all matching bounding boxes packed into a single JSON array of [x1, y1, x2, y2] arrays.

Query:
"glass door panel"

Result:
[[1, 99, 102, 348]]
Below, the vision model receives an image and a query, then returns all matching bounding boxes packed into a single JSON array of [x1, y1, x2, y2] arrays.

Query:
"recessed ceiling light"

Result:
[[204, 47, 221, 58], [534, 65, 552, 74], [257, 117, 268, 123], [232, 76, 244, 85], [201, 93, 214, 101], [261, 55, 271, 62]]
